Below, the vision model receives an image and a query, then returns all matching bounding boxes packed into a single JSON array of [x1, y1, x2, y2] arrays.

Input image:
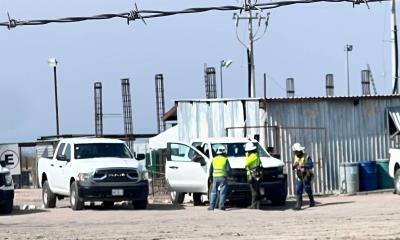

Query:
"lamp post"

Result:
[[345, 44, 353, 96], [220, 60, 232, 98], [48, 58, 60, 136]]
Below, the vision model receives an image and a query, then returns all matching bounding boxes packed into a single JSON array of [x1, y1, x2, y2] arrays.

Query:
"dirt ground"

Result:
[[1, 189, 400, 240]]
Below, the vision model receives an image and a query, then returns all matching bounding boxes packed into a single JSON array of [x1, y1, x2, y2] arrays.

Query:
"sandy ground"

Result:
[[1, 189, 400, 240]]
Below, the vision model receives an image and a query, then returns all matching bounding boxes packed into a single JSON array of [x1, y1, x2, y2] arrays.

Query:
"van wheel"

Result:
[[395, 169, 400, 195], [42, 180, 56, 208], [170, 191, 185, 204], [0, 200, 13, 214], [70, 182, 84, 211], [193, 193, 204, 206]]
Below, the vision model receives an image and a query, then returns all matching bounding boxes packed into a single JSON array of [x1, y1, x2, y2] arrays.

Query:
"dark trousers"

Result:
[[249, 177, 261, 207], [296, 178, 313, 196]]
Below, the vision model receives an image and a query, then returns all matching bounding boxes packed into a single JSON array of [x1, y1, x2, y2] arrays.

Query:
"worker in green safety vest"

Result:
[[245, 141, 263, 209], [208, 145, 231, 211]]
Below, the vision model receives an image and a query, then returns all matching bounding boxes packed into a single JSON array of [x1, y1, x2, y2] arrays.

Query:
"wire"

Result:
[[0, 0, 388, 29]]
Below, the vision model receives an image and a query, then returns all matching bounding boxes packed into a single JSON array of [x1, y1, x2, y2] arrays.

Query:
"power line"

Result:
[[0, 0, 385, 29]]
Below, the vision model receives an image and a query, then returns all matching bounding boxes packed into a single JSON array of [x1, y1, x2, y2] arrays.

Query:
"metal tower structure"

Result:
[[94, 82, 103, 137], [121, 78, 133, 149], [155, 74, 166, 133], [205, 67, 217, 99]]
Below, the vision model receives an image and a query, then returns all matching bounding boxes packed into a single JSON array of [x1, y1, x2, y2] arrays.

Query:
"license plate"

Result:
[[112, 189, 124, 196]]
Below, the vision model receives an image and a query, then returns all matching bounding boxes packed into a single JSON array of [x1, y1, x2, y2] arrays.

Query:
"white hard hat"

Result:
[[216, 145, 226, 155], [292, 142, 305, 152], [244, 142, 257, 152]]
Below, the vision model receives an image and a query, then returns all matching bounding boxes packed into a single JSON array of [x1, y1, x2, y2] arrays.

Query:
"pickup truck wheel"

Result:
[[0, 200, 13, 214], [42, 180, 56, 208], [395, 169, 400, 195], [170, 191, 185, 205], [133, 200, 148, 209], [70, 182, 84, 211], [102, 201, 114, 208], [193, 193, 205, 206]]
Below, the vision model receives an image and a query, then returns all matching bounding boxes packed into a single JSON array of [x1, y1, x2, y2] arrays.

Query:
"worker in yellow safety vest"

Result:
[[245, 141, 262, 209], [292, 142, 315, 210], [208, 145, 231, 211]]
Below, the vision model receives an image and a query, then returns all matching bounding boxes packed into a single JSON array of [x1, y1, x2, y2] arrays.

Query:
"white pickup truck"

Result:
[[389, 148, 400, 194], [38, 137, 149, 210], [0, 166, 14, 214], [165, 137, 287, 206]]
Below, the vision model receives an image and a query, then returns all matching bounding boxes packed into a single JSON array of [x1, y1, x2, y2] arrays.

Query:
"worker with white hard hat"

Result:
[[244, 141, 262, 209], [292, 142, 315, 210], [208, 145, 231, 211]]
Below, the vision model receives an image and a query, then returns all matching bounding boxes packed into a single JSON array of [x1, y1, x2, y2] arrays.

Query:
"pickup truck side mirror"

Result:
[[56, 154, 68, 161], [136, 153, 146, 161]]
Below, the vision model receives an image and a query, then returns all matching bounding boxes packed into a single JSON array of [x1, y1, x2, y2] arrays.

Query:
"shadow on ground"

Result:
[[10, 209, 49, 216]]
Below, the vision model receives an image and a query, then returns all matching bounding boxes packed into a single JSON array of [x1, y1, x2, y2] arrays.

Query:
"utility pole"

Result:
[[234, 1, 270, 98], [345, 44, 353, 96], [391, 0, 399, 94]]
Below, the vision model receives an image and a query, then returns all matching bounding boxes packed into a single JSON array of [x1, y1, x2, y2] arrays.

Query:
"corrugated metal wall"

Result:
[[176, 96, 400, 195]]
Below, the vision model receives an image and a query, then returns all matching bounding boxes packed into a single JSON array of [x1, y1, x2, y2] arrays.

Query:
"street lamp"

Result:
[[345, 44, 353, 96], [220, 60, 232, 98], [48, 58, 60, 136]]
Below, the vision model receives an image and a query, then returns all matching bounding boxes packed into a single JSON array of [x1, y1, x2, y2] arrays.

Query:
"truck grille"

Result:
[[93, 168, 139, 183], [0, 174, 5, 187]]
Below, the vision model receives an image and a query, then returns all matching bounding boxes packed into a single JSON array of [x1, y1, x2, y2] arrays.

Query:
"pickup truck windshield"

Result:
[[74, 143, 133, 159], [211, 142, 270, 158]]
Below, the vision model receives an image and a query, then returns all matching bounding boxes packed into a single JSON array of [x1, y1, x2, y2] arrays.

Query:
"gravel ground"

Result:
[[1, 189, 400, 240]]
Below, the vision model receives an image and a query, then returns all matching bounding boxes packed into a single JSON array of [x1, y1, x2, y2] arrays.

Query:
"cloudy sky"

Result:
[[0, 0, 396, 143]]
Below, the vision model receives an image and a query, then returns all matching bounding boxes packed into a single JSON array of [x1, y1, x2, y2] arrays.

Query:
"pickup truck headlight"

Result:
[[77, 172, 92, 182], [5, 173, 13, 186], [140, 170, 149, 181]]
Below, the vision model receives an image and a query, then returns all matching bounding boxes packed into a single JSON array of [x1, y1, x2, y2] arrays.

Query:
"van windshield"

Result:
[[210, 142, 269, 158], [74, 143, 133, 159]]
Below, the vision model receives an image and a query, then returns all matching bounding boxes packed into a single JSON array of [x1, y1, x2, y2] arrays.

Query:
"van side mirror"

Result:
[[136, 153, 146, 160]]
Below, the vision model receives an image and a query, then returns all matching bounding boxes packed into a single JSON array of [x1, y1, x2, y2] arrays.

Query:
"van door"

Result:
[[166, 142, 208, 193]]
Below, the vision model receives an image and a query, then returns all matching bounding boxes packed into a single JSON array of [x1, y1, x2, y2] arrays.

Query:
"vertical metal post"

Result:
[[220, 61, 223, 98], [263, 73, 267, 99], [392, 0, 399, 94], [247, 0, 256, 98], [345, 44, 352, 96], [53, 66, 60, 136], [94, 82, 103, 137], [121, 78, 133, 150], [155, 74, 166, 133]]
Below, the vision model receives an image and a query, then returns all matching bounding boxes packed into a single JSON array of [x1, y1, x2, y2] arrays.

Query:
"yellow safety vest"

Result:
[[245, 152, 260, 176], [294, 154, 313, 180], [212, 155, 228, 177]]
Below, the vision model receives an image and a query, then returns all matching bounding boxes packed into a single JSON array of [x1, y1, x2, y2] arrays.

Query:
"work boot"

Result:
[[308, 195, 315, 207], [292, 195, 302, 211]]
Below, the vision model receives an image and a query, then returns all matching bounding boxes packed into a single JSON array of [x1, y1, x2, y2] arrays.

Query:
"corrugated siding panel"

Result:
[[176, 97, 400, 195]]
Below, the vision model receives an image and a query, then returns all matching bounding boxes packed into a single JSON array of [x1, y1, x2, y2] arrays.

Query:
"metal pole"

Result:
[[263, 73, 266, 98], [248, 0, 256, 98], [392, 0, 399, 94], [220, 61, 223, 98], [53, 66, 60, 136], [346, 46, 350, 96]]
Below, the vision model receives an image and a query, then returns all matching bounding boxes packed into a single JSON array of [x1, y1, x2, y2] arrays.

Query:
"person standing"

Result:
[[208, 145, 231, 211], [292, 142, 315, 210], [244, 142, 262, 209]]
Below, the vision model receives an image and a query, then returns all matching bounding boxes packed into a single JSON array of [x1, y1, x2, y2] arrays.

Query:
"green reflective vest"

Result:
[[245, 152, 260, 176], [294, 154, 313, 180], [212, 155, 228, 177]]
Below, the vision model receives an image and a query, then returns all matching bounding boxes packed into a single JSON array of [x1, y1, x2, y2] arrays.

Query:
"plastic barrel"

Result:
[[359, 161, 378, 191], [339, 162, 359, 194], [376, 159, 394, 189]]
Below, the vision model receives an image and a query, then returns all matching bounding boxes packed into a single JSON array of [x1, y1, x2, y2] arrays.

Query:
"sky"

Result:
[[0, 0, 397, 143]]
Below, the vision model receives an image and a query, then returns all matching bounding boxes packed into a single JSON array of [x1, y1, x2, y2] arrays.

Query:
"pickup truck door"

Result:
[[51, 143, 65, 192], [57, 143, 72, 194], [166, 142, 208, 193]]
